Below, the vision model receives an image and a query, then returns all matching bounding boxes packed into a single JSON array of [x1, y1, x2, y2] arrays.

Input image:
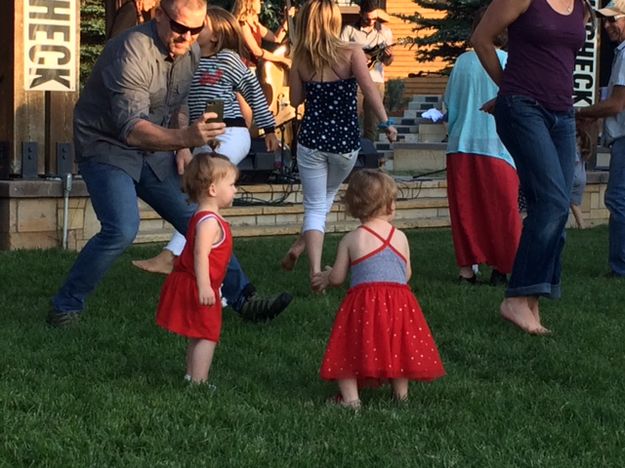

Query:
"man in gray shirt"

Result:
[[577, 1, 625, 277], [49, 0, 292, 326]]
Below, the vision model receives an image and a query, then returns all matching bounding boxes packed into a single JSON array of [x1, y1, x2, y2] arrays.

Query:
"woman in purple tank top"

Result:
[[471, 0, 592, 335]]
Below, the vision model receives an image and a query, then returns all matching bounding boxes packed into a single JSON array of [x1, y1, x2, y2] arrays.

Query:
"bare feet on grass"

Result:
[[500, 297, 550, 335], [132, 249, 175, 275], [280, 236, 305, 271]]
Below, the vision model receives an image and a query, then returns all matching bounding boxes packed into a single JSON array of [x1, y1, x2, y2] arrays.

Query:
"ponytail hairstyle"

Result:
[[292, 0, 348, 73]]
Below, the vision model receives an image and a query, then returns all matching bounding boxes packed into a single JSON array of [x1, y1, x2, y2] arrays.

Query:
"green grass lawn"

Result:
[[1, 226, 624, 466]]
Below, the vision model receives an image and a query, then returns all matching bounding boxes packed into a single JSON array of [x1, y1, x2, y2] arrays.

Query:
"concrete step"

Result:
[[392, 142, 447, 173], [396, 125, 418, 134], [407, 95, 443, 104], [417, 123, 447, 143], [408, 101, 443, 111]]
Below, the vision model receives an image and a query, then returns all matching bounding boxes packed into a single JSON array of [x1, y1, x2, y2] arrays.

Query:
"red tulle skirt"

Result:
[[320, 282, 445, 384], [446, 153, 522, 273]]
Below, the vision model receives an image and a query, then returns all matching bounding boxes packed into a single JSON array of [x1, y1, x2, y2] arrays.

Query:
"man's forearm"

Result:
[[126, 120, 190, 151]]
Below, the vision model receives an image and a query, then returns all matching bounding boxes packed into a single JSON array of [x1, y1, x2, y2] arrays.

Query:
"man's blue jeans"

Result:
[[52, 159, 250, 313], [495, 95, 576, 299], [606, 137, 625, 275]]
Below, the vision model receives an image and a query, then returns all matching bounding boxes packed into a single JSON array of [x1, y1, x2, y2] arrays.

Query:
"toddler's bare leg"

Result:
[[337, 378, 361, 408], [186, 339, 217, 383], [391, 378, 409, 401]]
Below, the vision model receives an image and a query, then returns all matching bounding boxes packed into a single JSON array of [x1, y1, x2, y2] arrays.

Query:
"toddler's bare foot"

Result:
[[132, 250, 175, 275], [500, 298, 547, 335]]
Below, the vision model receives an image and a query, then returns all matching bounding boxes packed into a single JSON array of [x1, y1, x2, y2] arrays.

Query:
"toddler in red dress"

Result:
[[313, 169, 445, 408], [156, 153, 238, 384]]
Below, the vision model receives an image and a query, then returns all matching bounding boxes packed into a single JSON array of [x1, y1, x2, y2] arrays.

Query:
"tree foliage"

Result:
[[79, 0, 106, 85], [397, 0, 489, 72]]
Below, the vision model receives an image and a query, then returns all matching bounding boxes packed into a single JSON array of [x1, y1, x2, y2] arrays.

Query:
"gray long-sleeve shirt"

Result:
[[73, 21, 199, 181]]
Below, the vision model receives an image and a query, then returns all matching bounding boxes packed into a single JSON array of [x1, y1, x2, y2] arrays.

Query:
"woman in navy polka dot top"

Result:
[[280, 0, 397, 290]]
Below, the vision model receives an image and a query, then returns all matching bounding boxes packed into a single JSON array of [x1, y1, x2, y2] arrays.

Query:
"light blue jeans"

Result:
[[297, 143, 359, 233], [606, 137, 625, 275], [495, 95, 576, 299], [52, 159, 250, 313]]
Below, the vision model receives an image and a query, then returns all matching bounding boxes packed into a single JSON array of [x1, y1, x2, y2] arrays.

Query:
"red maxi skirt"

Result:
[[446, 153, 522, 274]]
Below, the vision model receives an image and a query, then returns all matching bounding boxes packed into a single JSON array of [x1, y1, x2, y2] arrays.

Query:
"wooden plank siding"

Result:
[[384, 0, 448, 79], [402, 75, 449, 97]]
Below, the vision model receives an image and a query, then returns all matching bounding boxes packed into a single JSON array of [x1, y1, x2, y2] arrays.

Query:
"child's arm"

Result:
[[311, 236, 351, 291], [404, 237, 413, 281], [328, 237, 351, 286], [395, 230, 412, 281], [194, 218, 222, 306]]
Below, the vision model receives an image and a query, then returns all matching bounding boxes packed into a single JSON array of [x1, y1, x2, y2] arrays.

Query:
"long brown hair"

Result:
[[292, 0, 348, 73], [206, 5, 248, 59]]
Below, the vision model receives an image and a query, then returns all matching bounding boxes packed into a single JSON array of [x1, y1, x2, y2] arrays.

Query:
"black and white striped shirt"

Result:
[[187, 49, 275, 133]]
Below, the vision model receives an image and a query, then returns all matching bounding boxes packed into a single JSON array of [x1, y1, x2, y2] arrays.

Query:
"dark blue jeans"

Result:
[[52, 159, 250, 313], [606, 137, 625, 275], [495, 95, 576, 299]]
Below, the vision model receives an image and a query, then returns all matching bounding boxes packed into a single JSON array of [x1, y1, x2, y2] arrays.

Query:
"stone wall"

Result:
[[0, 174, 610, 251]]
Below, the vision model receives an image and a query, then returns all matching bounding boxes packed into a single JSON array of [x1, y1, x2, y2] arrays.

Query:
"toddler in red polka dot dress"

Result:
[[313, 169, 445, 409]]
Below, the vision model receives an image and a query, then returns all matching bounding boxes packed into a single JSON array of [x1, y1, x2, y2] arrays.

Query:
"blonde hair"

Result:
[[343, 169, 398, 221], [232, 0, 256, 23], [206, 6, 248, 58], [292, 0, 347, 73], [183, 152, 239, 203]]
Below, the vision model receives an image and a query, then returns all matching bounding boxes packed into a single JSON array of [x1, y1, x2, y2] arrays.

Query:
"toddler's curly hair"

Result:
[[343, 169, 397, 221], [182, 152, 238, 204]]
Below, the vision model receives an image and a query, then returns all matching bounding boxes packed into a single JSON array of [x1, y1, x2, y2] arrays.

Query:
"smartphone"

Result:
[[204, 100, 224, 123]]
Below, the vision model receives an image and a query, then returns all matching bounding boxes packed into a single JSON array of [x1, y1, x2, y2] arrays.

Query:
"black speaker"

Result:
[[237, 137, 277, 184], [353, 138, 382, 170]]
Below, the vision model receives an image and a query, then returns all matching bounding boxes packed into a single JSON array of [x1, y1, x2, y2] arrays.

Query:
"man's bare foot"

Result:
[[132, 250, 175, 275], [500, 298, 549, 335]]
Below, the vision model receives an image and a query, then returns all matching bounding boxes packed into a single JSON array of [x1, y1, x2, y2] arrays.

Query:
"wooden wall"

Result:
[[0, 0, 80, 178], [384, 0, 447, 79]]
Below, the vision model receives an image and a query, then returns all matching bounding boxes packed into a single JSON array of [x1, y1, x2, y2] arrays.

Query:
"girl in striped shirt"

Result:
[[133, 5, 279, 275]]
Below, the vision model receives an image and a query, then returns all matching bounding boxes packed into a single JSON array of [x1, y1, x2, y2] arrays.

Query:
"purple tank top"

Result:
[[499, 0, 586, 111]]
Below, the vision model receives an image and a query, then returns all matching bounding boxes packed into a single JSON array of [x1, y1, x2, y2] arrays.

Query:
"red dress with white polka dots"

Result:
[[320, 226, 445, 383]]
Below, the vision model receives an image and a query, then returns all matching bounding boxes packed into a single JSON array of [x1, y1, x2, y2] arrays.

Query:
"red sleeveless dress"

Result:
[[156, 211, 232, 341], [320, 225, 445, 384]]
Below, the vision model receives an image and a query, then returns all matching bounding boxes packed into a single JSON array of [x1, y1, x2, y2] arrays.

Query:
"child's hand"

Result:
[[198, 285, 216, 306], [265, 132, 280, 152], [311, 267, 332, 292]]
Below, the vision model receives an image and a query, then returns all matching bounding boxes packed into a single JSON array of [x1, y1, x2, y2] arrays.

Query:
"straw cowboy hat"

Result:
[[596, 0, 625, 16]]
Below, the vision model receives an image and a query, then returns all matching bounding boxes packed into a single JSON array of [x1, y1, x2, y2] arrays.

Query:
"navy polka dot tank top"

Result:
[[298, 77, 360, 154]]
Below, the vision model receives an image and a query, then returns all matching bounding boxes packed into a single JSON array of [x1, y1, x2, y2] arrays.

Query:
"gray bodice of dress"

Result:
[[350, 247, 407, 288]]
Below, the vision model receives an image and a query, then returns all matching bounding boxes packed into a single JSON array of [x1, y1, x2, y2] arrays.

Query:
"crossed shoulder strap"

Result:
[[351, 225, 406, 265]]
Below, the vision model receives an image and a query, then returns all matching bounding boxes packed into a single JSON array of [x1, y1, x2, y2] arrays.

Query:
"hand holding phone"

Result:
[[204, 100, 224, 123]]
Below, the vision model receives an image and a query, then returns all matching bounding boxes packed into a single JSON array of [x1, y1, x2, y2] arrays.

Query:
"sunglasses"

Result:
[[161, 7, 204, 35], [604, 14, 625, 23]]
